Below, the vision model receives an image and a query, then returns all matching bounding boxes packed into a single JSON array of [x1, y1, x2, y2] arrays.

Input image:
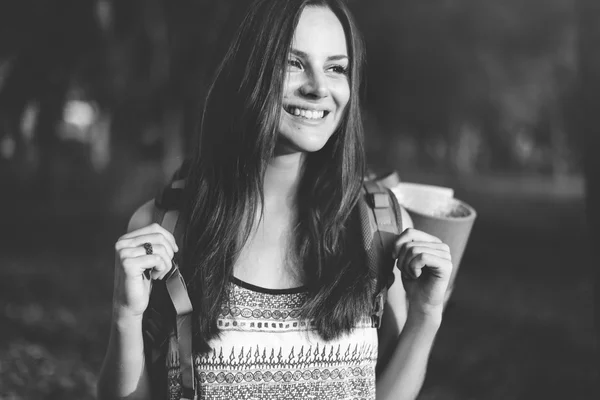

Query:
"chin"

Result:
[[278, 130, 335, 154], [275, 137, 329, 155], [278, 119, 336, 154]]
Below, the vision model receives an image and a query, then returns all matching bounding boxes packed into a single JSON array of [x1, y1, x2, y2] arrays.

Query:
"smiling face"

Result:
[[277, 6, 350, 155]]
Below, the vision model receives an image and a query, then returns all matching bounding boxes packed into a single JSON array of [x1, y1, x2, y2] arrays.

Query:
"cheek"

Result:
[[332, 81, 350, 112], [283, 74, 302, 97]]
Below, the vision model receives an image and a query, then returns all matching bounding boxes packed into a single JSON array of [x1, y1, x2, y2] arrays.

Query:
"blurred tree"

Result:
[[104, 0, 245, 165], [0, 0, 103, 207], [352, 0, 578, 175], [0, 0, 584, 183]]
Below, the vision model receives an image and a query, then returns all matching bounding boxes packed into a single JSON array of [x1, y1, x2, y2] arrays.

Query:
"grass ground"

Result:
[[0, 166, 596, 399]]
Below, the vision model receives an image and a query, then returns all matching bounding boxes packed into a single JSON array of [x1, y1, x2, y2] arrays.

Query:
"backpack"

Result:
[[142, 171, 403, 400]]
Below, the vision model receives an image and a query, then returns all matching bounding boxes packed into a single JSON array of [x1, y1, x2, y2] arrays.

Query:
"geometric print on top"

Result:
[[166, 278, 379, 400]]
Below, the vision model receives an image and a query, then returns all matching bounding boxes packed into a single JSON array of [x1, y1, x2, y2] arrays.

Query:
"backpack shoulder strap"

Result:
[[358, 173, 403, 329], [154, 178, 186, 240], [144, 178, 197, 400]]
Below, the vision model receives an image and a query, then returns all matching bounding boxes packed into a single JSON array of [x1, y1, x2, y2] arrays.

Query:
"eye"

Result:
[[287, 58, 303, 70], [328, 65, 348, 75]]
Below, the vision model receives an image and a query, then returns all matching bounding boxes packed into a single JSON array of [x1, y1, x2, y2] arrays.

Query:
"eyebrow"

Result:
[[290, 48, 349, 62]]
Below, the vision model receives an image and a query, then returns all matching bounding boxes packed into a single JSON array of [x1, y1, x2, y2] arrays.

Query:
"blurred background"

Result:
[[0, 0, 597, 399]]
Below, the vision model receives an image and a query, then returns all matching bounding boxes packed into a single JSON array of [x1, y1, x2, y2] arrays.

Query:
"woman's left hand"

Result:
[[393, 228, 453, 318]]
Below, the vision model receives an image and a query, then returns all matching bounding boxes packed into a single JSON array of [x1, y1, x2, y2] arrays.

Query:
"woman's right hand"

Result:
[[112, 223, 179, 320]]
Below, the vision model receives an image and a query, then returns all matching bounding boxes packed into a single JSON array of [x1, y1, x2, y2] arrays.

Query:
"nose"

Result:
[[299, 70, 329, 99]]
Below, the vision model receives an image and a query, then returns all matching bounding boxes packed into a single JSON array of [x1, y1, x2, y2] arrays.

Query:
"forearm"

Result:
[[97, 316, 151, 400], [376, 310, 442, 400]]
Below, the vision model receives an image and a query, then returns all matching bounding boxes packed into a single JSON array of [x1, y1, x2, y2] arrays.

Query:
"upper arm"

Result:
[[380, 204, 413, 342], [127, 200, 156, 233], [377, 204, 412, 374], [377, 266, 408, 374]]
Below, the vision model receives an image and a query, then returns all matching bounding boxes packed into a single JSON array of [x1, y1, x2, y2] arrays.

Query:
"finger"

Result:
[[395, 241, 449, 275], [121, 254, 169, 279], [144, 249, 173, 281], [119, 242, 175, 281], [119, 223, 179, 252], [119, 243, 174, 273], [400, 268, 412, 282], [119, 243, 174, 260], [405, 252, 453, 280], [151, 264, 167, 280], [155, 260, 175, 281], [116, 233, 175, 255], [135, 253, 170, 281], [392, 228, 443, 258], [149, 243, 174, 269], [397, 247, 451, 276], [119, 223, 162, 240], [397, 241, 451, 263], [124, 226, 179, 253]]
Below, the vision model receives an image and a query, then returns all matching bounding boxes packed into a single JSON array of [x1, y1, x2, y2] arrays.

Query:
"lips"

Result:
[[283, 105, 330, 120]]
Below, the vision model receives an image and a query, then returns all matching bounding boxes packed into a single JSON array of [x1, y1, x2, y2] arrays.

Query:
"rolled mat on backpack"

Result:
[[390, 181, 477, 304]]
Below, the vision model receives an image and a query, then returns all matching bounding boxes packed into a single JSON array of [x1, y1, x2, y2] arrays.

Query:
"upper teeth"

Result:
[[287, 107, 325, 119]]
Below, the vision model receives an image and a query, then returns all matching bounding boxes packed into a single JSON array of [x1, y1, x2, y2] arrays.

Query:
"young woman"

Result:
[[97, 0, 452, 399]]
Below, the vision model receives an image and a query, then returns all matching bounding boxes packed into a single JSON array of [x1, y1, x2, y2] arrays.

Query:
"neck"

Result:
[[263, 152, 305, 210], [234, 152, 306, 287]]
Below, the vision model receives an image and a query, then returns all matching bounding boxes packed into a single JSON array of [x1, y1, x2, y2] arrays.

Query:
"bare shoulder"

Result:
[[127, 200, 156, 233]]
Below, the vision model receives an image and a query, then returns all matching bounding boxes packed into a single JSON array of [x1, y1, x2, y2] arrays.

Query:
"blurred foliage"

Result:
[[352, 0, 579, 174], [0, 0, 583, 179], [0, 340, 97, 398]]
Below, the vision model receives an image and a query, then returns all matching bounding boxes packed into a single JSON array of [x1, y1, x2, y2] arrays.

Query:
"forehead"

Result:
[[292, 6, 348, 57]]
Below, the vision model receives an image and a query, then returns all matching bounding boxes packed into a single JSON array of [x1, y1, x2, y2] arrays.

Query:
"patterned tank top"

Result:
[[166, 278, 378, 400]]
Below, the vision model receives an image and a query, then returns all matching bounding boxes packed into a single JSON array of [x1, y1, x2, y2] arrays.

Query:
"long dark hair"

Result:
[[181, 0, 370, 353]]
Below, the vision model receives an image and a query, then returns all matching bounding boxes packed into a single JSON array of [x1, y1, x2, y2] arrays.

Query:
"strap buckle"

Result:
[[371, 290, 387, 329]]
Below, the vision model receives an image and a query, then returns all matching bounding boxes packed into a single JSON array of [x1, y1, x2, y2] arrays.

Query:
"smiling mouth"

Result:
[[283, 105, 330, 120]]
